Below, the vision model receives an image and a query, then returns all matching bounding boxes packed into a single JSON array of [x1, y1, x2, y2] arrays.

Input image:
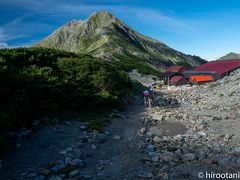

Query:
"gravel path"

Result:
[[0, 99, 150, 180]]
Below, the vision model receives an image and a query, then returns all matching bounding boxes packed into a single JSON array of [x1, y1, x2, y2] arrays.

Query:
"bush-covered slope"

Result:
[[0, 47, 131, 150]]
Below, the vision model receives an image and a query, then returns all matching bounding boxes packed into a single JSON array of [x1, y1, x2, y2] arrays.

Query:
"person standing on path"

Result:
[[143, 87, 154, 108], [143, 89, 150, 107]]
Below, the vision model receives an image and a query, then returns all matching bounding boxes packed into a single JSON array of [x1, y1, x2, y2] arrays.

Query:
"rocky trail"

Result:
[[0, 97, 153, 180], [0, 70, 240, 180]]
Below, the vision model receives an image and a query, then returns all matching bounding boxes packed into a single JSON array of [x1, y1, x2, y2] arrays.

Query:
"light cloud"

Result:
[[0, 0, 202, 48], [51, 4, 196, 32], [0, 15, 54, 46], [1, 0, 196, 31]]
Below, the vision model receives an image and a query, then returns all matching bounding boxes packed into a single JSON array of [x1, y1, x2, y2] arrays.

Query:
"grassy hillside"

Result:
[[0, 47, 132, 151]]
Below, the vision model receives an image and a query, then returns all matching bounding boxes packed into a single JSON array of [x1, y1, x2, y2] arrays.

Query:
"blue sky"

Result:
[[0, 0, 240, 60]]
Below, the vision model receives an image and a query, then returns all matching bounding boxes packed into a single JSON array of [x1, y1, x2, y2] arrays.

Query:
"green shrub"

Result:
[[219, 93, 224, 97], [0, 47, 132, 151]]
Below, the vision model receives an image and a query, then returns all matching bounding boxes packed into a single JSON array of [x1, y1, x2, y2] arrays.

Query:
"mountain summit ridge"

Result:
[[35, 11, 206, 68]]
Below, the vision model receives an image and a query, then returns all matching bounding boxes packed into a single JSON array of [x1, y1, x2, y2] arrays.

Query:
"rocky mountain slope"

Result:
[[35, 11, 206, 68], [219, 52, 240, 60]]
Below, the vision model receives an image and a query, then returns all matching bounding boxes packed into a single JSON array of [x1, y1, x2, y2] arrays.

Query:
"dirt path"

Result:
[[0, 98, 151, 179]]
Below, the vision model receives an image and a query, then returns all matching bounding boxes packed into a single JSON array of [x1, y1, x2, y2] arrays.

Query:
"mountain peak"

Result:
[[34, 11, 206, 68], [90, 11, 115, 19], [86, 11, 122, 27]]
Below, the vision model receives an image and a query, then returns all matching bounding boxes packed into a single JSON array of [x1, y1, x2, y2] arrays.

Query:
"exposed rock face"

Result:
[[35, 11, 206, 68]]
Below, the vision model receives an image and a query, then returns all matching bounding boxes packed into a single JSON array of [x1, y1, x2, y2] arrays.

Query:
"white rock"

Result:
[[58, 150, 67, 155], [140, 128, 146, 134], [113, 135, 121, 140], [153, 136, 161, 143], [69, 170, 79, 177], [197, 131, 207, 137], [91, 144, 97, 150]]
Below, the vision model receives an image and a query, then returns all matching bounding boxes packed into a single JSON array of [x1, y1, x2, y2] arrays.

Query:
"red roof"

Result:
[[170, 76, 184, 83], [166, 66, 190, 73], [193, 60, 240, 76]]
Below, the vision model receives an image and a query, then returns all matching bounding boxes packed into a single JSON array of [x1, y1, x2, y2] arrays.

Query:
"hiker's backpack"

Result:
[[143, 90, 150, 97]]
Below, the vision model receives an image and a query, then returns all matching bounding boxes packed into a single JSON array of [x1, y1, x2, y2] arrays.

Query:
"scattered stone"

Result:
[[16, 144, 21, 148], [96, 133, 108, 143], [153, 136, 161, 143], [32, 120, 40, 126], [196, 124, 204, 130], [34, 175, 45, 180], [51, 164, 65, 172], [113, 135, 121, 140], [68, 159, 85, 167], [21, 128, 32, 136], [182, 153, 195, 162], [27, 173, 38, 177], [149, 127, 162, 137], [57, 129, 64, 133], [91, 144, 97, 150], [104, 131, 110, 136], [111, 113, 126, 119], [38, 168, 50, 176], [231, 147, 240, 156], [135, 169, 153, 178], [161, 152, 174, 162], [152, 114, 164, 122], [69, 170, 79, 177], [65, 147, 73, 152], [218, 157, 231, 166], [163, 173, 169, 180], [145, 144, 155, 153], [151, 155, 159, 162], [140, 128, 146, 134], [80, 125, 88, 130], [58, 150, 67, 155], [48, 176, 62, 180], [197, 131, 206, 137]]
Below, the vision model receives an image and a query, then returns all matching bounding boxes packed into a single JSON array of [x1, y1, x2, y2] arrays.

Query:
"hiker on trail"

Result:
[[143, 87, 154, 108], [148, 86, 154, 107], [143, 89, 150, 107]]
